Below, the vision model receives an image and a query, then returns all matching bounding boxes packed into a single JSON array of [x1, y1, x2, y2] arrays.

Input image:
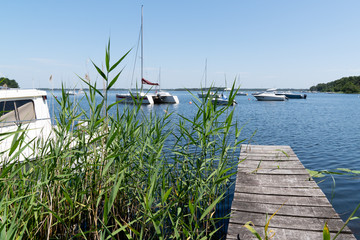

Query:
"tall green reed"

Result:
[[0, 42, 241, 239]]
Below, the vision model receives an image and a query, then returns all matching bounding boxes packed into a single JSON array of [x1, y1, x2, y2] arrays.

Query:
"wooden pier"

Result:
[[226, 145, 356, 240]]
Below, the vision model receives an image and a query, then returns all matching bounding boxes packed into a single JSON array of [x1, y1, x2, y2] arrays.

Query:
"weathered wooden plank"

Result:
[[238, 160, 306, 169], [241, 145, 292, 151], [235, 186, 325, 197], [237, 168, 309, 175], [226, 145, 356, 239], [240, 151, 295, 156], [226, 225, 356, 240], [241, 149, 295, 155], [229, 211, 352, 233], [235, 174, 317, 188], [240, 155, 299, 161], [231, 201, 341, 218], [233, 192, 332, 207]]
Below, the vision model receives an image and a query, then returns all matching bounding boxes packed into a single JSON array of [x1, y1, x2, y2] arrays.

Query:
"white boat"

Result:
[[153, 90, 179, 104], [211, 93, 237, 106], [197, 91, 222, 99], [151, 67, 179, 104], [0, 88, 53, 164], [197, 59, 223, 99], [77, 88, 85, 95], [116, 83, 179, 105], [253, 89, 286, 101], [116, 6, 178, 105], [66, 90, 76, 95], [236, 92, 248, 96], [116, 91, 155, 104]]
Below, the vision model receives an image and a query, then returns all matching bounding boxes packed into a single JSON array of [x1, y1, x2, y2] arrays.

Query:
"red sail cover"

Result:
[[142, 78, 159, 86]]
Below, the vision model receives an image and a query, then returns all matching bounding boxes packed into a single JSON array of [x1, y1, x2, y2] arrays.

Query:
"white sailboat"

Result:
[[197, 59, 221, 99], [116, 6, 178, 105], [152, 68, 179, 104]]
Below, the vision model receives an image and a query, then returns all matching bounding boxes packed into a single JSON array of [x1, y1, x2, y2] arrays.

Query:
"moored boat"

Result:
[[211, 93, 237, 106], [116, 90, 155, 104], [66, 90, 76, 95], [236, 92, 248, 96], [116, 6, 178, 105], [198, 91, 222, 99], [253, 89, 286, 101], [153, 90, 179, 104], [0, 88, 53, 163], [276, 92, 307, 99]]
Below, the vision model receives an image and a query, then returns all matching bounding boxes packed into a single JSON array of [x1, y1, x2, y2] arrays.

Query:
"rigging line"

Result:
[[130, 27, 141, 90]]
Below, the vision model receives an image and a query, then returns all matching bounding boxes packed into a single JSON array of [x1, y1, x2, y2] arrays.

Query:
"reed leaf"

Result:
[[243, 221, 262, 240], [323, 222, 330, 240]]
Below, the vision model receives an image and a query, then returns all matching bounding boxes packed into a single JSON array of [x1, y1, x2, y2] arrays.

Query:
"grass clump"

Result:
[[0, 41, 243, 239]]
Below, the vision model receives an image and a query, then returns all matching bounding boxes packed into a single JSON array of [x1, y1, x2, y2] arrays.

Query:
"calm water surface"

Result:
[[50, 90, 360, 238]]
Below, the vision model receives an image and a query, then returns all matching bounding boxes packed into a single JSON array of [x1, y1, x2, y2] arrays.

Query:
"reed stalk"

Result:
[[0, 42, 241, 239]]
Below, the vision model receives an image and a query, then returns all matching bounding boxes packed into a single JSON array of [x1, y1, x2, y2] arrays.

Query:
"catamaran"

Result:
[[116, 6, 179, 105]]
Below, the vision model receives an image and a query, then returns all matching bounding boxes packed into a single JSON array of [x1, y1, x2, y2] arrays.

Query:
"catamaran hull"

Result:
[[153, 95, 179, 104], [116, 92, 179, 105], [116, 94, 154, 104]]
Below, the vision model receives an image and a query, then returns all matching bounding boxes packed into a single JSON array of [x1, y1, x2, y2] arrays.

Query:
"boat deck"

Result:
[[226, 145, 356, 240]]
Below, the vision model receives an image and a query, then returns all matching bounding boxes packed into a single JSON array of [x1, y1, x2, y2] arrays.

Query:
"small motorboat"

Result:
[[198, 91, 222, 99], [211, 93, 237, 106], [236, 92, 248, 96], [253, 89, 286, 101], [66, 90, 76, 95]]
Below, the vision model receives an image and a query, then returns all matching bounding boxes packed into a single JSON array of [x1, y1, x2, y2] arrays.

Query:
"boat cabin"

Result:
[[0, 89, 53, 163]]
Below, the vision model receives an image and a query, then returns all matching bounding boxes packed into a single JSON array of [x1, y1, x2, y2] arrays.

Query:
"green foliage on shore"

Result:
[[0, 77, 19, 88], [310, 76, 360, 93], [0, 42, 242, 239]]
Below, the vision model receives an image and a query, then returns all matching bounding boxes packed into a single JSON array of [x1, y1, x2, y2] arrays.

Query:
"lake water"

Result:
[[49, 90, 360, 238]]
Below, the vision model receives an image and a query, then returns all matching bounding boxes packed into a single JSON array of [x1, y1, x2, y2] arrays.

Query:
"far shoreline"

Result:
[[37, 87, 310, 92]]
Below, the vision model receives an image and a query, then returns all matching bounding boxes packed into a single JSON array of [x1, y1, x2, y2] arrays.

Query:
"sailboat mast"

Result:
[[158, 67, 161, 91], [205, 58, 207, 89], [141, 5, 144, 89]]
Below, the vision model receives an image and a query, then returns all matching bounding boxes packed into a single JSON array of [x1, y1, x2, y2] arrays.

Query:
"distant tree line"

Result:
[[0, 77, 19, 88], [310, 76, 360, 93]]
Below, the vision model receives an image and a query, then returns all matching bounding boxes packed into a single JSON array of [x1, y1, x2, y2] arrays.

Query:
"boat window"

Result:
[[15, 100, 36, 121], [0, 100, 36, 127], [0, 101, 17, 127]]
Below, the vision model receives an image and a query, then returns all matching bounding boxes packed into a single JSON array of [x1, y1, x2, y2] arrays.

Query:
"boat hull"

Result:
[[254, 95, 286, 101], [276, 93, 307, 99], [116, 91, 179, 104], [285, 94, 307, 99], [153, 91, 179, 104], [153, 95, 179, 104], [116, 93, 154, 104], [198, 92, 222, 99], [212, 99, 237, 105]]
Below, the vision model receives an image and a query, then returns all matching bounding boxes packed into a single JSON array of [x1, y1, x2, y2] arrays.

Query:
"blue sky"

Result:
[[1, 0, 360, 89]]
